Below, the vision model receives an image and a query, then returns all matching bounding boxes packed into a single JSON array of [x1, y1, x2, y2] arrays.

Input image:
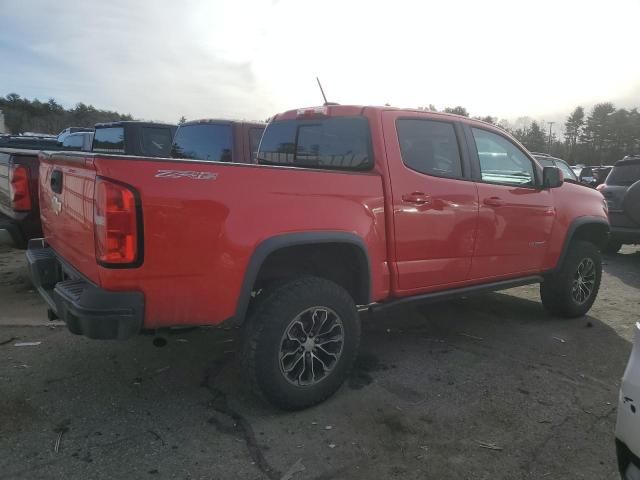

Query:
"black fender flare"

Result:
[[551, 216, 609, 273], [232, 231, 372, 326]]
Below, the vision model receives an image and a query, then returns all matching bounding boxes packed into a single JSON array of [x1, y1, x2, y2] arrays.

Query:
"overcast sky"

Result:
[[1, 0, 639, 130]]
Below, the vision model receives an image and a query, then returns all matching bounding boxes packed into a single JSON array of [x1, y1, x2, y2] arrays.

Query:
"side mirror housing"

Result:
[[542, 166, 563, 188]]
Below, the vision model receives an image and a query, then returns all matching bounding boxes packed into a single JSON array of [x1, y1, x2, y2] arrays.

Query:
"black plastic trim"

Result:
[[232, 231, 372, 326], [26, 241, 144, 339], [371, 275, 543, 313], [549, 216, 610, 273]]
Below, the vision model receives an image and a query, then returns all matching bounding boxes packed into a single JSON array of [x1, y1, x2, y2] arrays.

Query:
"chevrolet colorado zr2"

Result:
[[27, 105, 609, 409]]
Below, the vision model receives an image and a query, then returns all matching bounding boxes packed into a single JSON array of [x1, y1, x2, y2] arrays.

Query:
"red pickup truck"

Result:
[[27, 105, 609, 409]]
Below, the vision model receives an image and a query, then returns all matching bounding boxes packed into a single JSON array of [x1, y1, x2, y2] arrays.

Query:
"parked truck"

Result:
[[27, 105, 608, 409], [2, 120, 262, 246]]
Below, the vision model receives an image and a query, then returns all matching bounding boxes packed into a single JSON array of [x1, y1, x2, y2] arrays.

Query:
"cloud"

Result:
[[0, 0, 639, 125]]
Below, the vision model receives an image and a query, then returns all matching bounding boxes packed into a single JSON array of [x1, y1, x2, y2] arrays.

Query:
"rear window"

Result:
[[141, 127, 173, 156], [257, 117, 372, 171], [608, 162, 640, 186], [93, 127, 125, 153], [171, 124, 232, 162]]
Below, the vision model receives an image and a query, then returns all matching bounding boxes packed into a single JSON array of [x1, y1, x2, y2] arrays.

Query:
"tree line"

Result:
[[3, 92, 637, 166], [0, 93, 133, 135], [421, 103, 640, 166]]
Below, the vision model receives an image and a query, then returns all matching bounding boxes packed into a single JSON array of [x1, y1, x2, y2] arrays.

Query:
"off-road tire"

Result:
[[540, 240, 602, 317], [242, 276, 360, 410]]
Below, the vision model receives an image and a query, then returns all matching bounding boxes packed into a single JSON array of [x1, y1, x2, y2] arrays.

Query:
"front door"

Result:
[[466, 126, 555, 279], [382, 111, 479, 294]]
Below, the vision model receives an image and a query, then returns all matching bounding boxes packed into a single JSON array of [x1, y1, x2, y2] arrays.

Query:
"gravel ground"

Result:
[[0, 245, 638, 479]]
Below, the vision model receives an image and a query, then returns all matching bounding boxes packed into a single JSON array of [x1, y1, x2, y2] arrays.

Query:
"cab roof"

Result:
[[271, 104, 500, 130]]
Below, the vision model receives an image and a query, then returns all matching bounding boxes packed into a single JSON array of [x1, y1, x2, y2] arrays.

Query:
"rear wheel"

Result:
[[242, 276, 360, 410], [540, 240, 602, 317]]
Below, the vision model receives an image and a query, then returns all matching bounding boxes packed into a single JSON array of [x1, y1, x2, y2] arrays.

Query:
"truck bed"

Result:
[[37, 152, 389, 328]]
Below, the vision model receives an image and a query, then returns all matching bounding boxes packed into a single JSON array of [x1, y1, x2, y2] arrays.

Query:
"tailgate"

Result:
[[39, 152, 101, 283]]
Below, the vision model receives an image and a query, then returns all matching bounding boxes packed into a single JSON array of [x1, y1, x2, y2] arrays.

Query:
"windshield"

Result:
[[555, 160, 577, 180], [257, 117, 372, 171]]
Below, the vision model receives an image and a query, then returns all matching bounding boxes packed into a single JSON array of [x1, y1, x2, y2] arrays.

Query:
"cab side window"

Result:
[[396, 119, 463, 178], [472, 128, 535, 187]]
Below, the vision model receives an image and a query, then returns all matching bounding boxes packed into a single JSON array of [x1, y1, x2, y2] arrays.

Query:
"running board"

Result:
[[370, 275, 544, 313]]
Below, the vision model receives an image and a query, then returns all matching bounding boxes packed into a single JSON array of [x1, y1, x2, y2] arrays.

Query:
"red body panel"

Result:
[[37, 106, 608, 330], [380, 110, 479, 293], [471, 183, 555, 279]]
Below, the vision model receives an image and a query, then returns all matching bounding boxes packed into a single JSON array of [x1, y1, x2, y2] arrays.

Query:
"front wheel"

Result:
[[540, 240, 602, 318], [242, 276, 361, 410]]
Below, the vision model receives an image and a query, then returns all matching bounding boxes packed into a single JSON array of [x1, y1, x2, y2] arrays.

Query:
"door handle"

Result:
[[483, 196, 504, 207], [402, 192, 432, 205]]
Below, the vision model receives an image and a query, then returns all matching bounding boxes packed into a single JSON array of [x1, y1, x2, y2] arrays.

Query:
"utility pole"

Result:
[[547, 121, 555, 153]]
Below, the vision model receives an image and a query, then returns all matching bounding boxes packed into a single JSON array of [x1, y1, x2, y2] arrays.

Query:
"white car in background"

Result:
[[617, 322, 640, 479]]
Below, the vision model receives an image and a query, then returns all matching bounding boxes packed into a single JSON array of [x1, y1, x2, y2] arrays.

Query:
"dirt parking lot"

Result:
[[0, 245, 639, 480]]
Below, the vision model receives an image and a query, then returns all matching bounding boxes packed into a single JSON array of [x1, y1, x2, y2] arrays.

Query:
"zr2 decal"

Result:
[[155, 170, 218, 180]]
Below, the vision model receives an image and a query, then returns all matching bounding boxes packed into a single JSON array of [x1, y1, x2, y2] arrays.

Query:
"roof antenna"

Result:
[[316, 77, 338, 106]]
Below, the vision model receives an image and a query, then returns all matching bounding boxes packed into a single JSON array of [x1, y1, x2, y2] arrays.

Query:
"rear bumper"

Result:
[[0, 210, 42, 248], [610, 226, 640, 244], [26, 239, 144, 339], [0, 212, 24, 247]]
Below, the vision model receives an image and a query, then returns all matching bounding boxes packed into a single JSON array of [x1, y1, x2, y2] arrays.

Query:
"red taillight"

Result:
[[94, 177, 141, 266], [596, 184, 606, 191], [10, 165, 31, 211]]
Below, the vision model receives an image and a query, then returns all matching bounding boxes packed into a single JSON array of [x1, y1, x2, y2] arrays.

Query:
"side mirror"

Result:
[[542, 166, 563, 188]]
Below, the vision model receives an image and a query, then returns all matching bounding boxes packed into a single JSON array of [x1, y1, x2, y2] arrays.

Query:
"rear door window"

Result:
[[171, 124, 233, 162], [93, 127, 125, 153], [257, 117, 372, 171], [608, 161, 640, 186], [396, 119, 463, 178], [141, 127, 173, 157]]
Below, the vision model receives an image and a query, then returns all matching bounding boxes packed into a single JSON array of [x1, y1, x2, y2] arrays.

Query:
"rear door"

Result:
[[465, 125, 554, 278], [382, 111, 479, 292]]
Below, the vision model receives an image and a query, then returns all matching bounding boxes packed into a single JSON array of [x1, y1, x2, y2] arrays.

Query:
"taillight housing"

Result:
[[10, 165, 31, 211], [94, 177, 142, 267]]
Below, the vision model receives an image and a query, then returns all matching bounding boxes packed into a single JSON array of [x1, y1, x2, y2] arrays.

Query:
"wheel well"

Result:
[[253, 243, 370, 305], [572, 222, 609, 249]]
